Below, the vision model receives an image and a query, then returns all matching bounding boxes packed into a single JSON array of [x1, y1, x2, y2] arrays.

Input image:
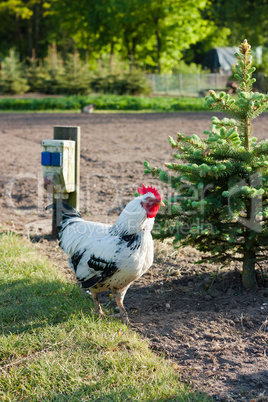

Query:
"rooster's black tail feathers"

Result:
[[46, 201, 82, 232]]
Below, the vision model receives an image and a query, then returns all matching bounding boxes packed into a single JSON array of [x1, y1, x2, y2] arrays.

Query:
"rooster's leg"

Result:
[[91, 292, 104, 316], [113, 290, 129, 325]]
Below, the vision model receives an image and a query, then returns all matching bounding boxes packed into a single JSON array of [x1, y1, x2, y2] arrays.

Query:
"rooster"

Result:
[[47, 184, 164, 324]]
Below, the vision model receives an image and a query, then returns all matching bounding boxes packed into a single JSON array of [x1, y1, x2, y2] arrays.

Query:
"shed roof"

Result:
[[202, 47, 239, 73]]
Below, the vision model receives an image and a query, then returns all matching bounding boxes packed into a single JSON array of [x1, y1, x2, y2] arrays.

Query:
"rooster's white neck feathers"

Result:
[[111, 194, 155, 235]]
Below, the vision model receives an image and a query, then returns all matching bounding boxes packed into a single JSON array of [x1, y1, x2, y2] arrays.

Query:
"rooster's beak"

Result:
[[159, 201, 165, 207]]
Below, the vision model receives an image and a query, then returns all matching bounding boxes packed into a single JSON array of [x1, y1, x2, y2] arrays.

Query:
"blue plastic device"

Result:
[[41, 152, 51, 166], [51, 152, 63, 167], [41, 151, 63, 167]]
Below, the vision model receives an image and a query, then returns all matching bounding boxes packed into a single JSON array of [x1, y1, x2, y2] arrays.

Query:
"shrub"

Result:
[[0, 49, 29, 94], [56, 51, 91, 95], [145, 40, 268, 289], [90, 69, 152, 95], [39, 45, 65, 94], [26, 56, 49, 92]]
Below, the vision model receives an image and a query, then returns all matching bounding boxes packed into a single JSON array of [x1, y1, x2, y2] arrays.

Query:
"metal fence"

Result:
[[146, 73, 268, 96]]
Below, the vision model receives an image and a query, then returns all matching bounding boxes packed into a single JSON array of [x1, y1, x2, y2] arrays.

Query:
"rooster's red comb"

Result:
[[137, 184, 161, 201]]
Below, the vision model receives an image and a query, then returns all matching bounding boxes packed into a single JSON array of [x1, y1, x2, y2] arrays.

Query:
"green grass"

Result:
[[0, 94, 208, 112], [0, 233, 209, 401]]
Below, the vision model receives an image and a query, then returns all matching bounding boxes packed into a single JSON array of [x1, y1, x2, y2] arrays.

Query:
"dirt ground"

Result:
[[0, 111, 267, 401]]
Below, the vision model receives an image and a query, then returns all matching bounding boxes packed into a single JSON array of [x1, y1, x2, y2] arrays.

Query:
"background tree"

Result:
[[0, 0, 232, 72], [177, 0, 268, 67], [0, 0, 53, 58], [145, 40, 268, 289], [141, 0, 217, 72], [1, 0, 268, 72], [210, 0, 268, 47]]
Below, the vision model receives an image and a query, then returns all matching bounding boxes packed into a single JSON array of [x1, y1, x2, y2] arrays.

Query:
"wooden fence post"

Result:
[[52, 126, 80, 236], [179, 74, 183, 96]]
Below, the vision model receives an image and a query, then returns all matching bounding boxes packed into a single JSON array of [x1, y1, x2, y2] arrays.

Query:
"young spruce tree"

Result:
[[145, 40, 268, 289]]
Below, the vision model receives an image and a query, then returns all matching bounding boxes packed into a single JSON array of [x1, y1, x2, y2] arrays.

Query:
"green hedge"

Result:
[[0, 95, 207, 112]]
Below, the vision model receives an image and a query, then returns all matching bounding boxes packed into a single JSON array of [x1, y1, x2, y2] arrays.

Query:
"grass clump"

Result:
[[0, 233, 207, 401]]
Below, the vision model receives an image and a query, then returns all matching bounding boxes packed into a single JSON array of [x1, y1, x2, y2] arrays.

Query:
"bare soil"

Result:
[[0, 112, 267, 401]]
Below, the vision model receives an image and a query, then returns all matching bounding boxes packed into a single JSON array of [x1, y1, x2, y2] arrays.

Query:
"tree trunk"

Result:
[[156, 29, 161, 73], [85, 43, 90, 64], [15, 15, 24, 58], [129, 40, 136, 71], [27, 19, 32, 58], [34, 2, 40, 57], [242, 249, 258, 289], [110, 41, 114, 73]]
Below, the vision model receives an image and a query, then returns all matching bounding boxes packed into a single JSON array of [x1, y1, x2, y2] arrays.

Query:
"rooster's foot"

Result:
[[113, 295, 130, 325], [120, 313, 130, 325], [92, 292, 104, 316]]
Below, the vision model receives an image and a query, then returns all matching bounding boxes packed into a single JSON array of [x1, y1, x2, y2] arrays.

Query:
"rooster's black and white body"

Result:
[[51, 185, 163, 324]]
